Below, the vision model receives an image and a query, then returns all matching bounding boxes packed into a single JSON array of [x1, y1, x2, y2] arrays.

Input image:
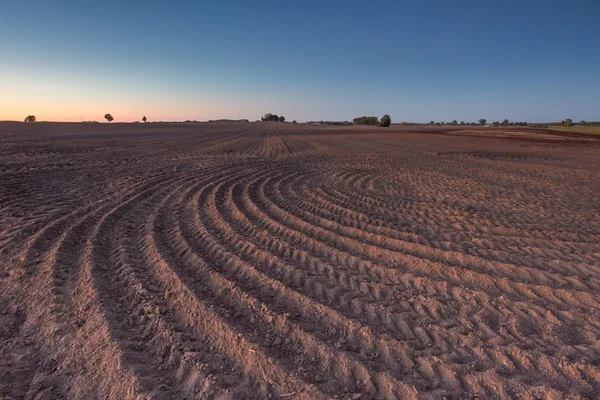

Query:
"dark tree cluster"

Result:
[[428, 120, 480, 126], [261, 113, 285, 122], [377, 114, 391, 127], [490, 120, 529, 127], [560, 118, 573, 127], [353, 116, 379, 125], [208, 119, 249, 123], [24, 115, 36, 122], [352, 114, 392, 127]]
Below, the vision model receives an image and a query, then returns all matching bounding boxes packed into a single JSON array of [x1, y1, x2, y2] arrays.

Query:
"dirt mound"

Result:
[[1, 122, 599, 399]]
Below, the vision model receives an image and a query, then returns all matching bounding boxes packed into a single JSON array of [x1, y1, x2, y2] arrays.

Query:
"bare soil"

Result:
[[1, 122, 599, 399]]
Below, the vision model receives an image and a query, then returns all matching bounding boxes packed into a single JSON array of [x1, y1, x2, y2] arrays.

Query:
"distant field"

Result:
[[1, 122, 600, 399], [549, 125, 600, 135]]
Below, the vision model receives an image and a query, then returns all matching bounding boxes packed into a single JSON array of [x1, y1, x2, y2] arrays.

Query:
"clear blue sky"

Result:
[[1, 0, 599, 122]]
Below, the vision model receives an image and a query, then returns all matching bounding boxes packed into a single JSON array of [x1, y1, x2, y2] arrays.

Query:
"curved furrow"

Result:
[[12, 175, 184, 398], [103, 170, 276, 399], [260, 170, 600, 310], [174, 167, 424, 397], [216, 169, 516, 394], [327, 169, 594, 243], [82, 164, 260, 397], [82, 173, 202, 397], [12, 171, 173, 279], [203, 163, 592, 396], [210, 169, 430, 371], [224, 172, 449, 343], [222, 171, 567, 360], [313, 181, 600, 272], [231, 166, 600, 391], [329, 164, 600, 242], [318, 173, 600, 271], [255, 172, 579, 315], [282, 172, 600, 293], [244, 170, 600, 381], [337, 167, 600, 245], [148, 173, 332, 398], [1, 172, 189, 397]]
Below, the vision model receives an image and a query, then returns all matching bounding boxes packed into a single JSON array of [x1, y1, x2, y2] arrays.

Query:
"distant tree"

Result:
[[142, 116, 147, 123], [459, 121, 465, 125], [429, 121, 435, 125], [105, 113, 114, 123], [24, 115, 36, 122], [450, 120, 458, 125], [377, 114, 391, 127], [434, 122, 441, 126], [353, 116, 379, 125], [261, 113, 282, 122], [501, 119, 509, 126], [479, 119, 487, 125], [562, 118, 573, 127], [580, 120, 587, 126], [292, 120, 297, 124], [278, 115, 285, 123], [492, 121, 500, 127]]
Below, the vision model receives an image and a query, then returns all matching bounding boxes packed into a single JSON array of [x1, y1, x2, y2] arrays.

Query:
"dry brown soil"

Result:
[[1, 122, 599, 399]]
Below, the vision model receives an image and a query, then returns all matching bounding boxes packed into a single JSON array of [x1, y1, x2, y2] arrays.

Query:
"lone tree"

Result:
[[142, 116, 147, 123], [24, 115, 36, 122], [377, 114, 391, 127], [501, 119, 509, 126], [562, 118, 573, 127], [278, 115, 285, 123], [105, 113, 114, 123], [478, 119, 487, 125]]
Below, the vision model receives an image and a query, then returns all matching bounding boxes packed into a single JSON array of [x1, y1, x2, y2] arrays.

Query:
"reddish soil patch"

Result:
[[1, 122, 599, 399]]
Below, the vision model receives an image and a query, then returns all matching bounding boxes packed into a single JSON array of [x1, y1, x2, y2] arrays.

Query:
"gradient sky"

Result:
[[1, 0, 599, 122]]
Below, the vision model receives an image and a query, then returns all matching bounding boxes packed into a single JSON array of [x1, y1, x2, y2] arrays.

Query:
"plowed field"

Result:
[[1, 122, 599, 399]]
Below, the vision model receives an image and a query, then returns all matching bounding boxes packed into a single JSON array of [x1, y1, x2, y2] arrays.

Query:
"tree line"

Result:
[[489, 120, 529, 127], [428, 120, 488, 126], [353, 114, 392, 127], [21, 113, 595, 127], [261, 113, 285, 122], [208, 119, 249, 123], [307, 121, 353, 125]]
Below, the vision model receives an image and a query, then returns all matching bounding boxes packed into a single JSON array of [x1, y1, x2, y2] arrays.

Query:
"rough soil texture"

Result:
[[1, 122, 599, 399]]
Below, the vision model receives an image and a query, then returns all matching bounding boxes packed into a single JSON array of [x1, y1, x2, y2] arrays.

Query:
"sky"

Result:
[[1, 0, 599, 123]]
